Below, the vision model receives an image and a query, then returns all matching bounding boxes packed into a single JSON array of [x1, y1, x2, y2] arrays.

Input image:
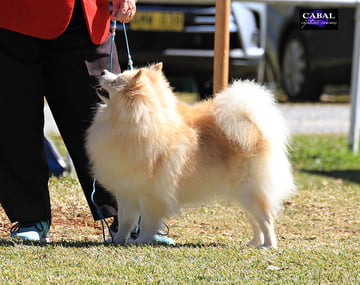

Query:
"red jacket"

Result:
[[0, 0, 110, 45]]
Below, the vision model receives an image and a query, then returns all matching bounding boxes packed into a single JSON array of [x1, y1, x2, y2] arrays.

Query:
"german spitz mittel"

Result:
[[86, 63, 295, 248]]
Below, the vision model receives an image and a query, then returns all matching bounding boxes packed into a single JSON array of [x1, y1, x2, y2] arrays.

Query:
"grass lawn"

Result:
[[0, 133, 359, 284]]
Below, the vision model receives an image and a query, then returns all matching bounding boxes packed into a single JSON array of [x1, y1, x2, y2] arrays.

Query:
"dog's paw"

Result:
[[129, 238, 153, 245], [132, 235, 176, 246], [105, 237, 113, 244], [125, 238, 142, 245], [105, 236, 128, 245], [246, 239, 262, 247], [255, 243, 277, 249], [247, 240, 277, 249], [259, 243, 277, 249]]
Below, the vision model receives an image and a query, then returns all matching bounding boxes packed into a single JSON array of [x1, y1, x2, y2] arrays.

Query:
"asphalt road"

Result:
[[44, 103, 351, 135], [279, 103, 350, 134]]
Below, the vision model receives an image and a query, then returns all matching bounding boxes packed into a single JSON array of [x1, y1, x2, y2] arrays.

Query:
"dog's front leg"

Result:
[[134, 197, 166, 244], [134, 216, 163, 244], [111, 196, 140, 244]]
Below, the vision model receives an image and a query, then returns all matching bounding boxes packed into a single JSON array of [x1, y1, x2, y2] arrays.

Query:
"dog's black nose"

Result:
[[101, 70, 106, 77]]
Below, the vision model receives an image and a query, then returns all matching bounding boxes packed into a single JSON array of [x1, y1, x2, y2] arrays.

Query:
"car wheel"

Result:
[[281, 31, 323, 101]]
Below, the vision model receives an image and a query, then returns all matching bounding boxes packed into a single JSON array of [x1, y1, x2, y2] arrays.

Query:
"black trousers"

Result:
[[0, 2, 119, 223]]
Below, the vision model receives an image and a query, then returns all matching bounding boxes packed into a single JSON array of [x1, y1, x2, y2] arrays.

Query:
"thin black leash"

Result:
[[91, 19, 134, 243]]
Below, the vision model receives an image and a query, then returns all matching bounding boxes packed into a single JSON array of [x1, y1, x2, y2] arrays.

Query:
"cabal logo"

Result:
[[300, 9, 338, 30]]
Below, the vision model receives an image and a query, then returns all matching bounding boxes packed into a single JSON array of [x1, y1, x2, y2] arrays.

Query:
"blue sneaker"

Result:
[[152, 233, 176, 246], [10, 221, 50, 243], [152, 222, 175, 246]]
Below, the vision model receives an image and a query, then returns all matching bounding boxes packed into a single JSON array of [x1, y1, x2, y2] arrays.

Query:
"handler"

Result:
[[0, 0, 136, 242]]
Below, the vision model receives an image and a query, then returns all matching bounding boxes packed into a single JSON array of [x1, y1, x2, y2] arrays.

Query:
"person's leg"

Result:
[[0, 28, 51, 224], [42, 2, 119, 220]]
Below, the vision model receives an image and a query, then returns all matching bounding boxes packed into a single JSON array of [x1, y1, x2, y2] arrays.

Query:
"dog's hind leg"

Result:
[[238, 179, 277, 249], [111, 195, 140, 244], [246, 208, 276, 249], [244, 211, 264, 247]]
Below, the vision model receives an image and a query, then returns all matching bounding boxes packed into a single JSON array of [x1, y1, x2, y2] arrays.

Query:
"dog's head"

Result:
[[97, 62, 178, 126], [98, 62, 171, 102]]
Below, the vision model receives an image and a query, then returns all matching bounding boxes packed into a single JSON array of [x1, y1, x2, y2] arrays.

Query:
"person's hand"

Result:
[[112, 0, 136, 23]]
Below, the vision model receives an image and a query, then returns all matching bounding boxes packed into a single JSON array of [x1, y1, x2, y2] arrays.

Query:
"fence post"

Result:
[[349, 4, 360, 154], [213, 0, 230, 94]]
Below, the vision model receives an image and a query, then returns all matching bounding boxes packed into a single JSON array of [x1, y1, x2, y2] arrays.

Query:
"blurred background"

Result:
[[114, 0, 353, 102], [45, 0, 356, 175]]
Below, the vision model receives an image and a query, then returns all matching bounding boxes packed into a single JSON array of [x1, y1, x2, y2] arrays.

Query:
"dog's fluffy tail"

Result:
[[213, 80, 295, 215], [213, 80, 288, 154]]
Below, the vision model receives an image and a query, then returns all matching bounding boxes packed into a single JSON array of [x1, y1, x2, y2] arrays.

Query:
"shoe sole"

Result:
[[12, 236, 50, 243]]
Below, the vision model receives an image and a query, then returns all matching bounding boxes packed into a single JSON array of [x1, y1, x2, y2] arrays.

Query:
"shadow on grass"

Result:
[[0, 239, 225, 248], [174, 242, 226, 248], [0, 239, 105, 248], [300, 169, 360, 184]]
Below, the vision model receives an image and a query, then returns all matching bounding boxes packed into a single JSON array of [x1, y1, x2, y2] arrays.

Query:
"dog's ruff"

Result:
[[86, 63, 295, 248]]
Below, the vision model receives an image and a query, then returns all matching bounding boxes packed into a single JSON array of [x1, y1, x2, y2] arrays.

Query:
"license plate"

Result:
[[130, 11, 184, 32]]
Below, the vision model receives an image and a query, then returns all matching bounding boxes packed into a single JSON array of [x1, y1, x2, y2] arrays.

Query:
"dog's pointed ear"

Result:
[[131, 69, 143, 84], [153, 62, 163, 71]]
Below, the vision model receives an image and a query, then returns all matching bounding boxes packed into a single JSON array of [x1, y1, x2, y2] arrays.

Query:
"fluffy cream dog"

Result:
[[86, 63, 295, 248]]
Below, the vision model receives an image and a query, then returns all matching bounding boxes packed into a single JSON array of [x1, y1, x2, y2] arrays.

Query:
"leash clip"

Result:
[[122, 22, 134, 70]]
